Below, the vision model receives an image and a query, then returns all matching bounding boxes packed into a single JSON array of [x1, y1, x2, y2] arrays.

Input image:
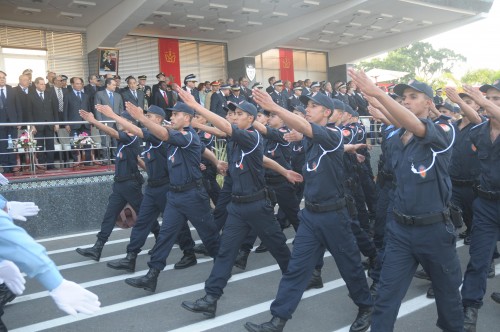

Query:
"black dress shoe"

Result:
[[125, 268, 161, 292], [491, 292, 500, 304], [459, 230, 469, 239], [306, 268, 323, 290], [464, 306, 478, 332], [255, 243, 268, 253], [193, 243, 210, 256], [174, 252, 197, 269], [488, 260, 495, 279], [464, 236, 471, 245], [107, 252, 137, 272], [244, 316, 287, 332], [414, 268, 431, 280], [426, 285, 434, 299], [350, 307, 373, 332], [234, 250, 250, 270], [76, 239, 105, 261], [0, 284, 16, 307], [181, 294, 218, 318]]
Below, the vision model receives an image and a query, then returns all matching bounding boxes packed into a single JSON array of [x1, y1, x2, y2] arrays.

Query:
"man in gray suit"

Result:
[[94, 78, 123, 162], [121, 76, 145, 110]]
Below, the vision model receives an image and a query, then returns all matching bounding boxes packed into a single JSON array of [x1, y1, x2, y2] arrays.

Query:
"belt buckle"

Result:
[[401, 214, 414, 225]]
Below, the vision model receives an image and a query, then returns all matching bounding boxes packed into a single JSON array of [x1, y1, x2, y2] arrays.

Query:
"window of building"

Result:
[[0, 47, 47, 85], [179, 41, 227, 83]]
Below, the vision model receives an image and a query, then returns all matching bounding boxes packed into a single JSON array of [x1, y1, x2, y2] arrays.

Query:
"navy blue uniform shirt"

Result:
[[115, 131, 141, 177], [165, 126, 202, 186], [469, 120, 500, 191], [142, 128, 169, 181], [449, 118, 484, 181], [290, 139, 305, 173], [227, 124, 265, 196], [302, 122, 344, 203], [391, 118, 453, 215], [264, 126, 292, 178]]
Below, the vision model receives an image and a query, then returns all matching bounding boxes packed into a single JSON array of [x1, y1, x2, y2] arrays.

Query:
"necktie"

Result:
[[162, 91, 169, 105], [77, 91, 81, 100], [57, 88, 63, 112], [23, 88, 27, 94], [0, 89, 5, 104], [39, 92, 44, 100], [133, 90, 137, 100], [109, 92, 114, 107]]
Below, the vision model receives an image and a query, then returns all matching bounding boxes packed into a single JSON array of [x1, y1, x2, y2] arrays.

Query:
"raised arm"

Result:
[[365, 96, 400, 127], [462, 84, 500, 121], [445, 87, 482, 124], [79, 110, 119, 139], [252, 88, 313, 138], [95, 104, 144, 138], [349, 69, 427, 137], [126, 102, 170, 141], [252, 120, 268, 136], [192, 122, 227, 138], [175, 86, 233, 136]]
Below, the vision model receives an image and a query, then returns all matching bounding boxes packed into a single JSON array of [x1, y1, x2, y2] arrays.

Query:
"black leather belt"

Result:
[[114, 173, 141, 183], [147, 177, 170, 188], [393, 209, 450, 226], [305, 197, 346, 213], [451, 178, 474, 187], [232, 188, 267, 203], [169, 179, 202, 193], [476, 186, 500, 201], [265, 176, 287, 185]]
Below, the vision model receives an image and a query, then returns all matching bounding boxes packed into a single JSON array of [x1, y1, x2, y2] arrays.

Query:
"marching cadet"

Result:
[[245, 90, 374, 332], [459, 81, 500, 332], [76, 109, 147, 262], [177, 89, 300, 320], [123, 101, 221, 292], [269, 80, 287, 109], [137, 75, 152, 109], [227, 85, 246, 104], [349, 69, 463, 332]]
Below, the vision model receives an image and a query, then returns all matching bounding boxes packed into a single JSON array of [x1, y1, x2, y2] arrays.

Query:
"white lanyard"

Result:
[[141, 141, 163, 156], [117, 136, 138, 157], [306, 126, 342, 172], [410, 122, 456, 175], [168, 131, 193, 161], [267, 141, 290, 154], [235, 131, 260, 168]]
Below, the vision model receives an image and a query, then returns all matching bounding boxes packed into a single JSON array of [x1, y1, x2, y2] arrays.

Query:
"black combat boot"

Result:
[[306, 268, 323, 290], [234, 250, 250, 270], [255, 242, 268, 253], [181, 294, 219, 318], [107, 252, 137, 272], [463, 306, 478, 332], [244, 316, 287, 332], [76, 239, 105, 261], [350, 306, 373, 332], [193, 243, 209, 255], [125, 268, 161, 292], [174, 252, 197, 269]]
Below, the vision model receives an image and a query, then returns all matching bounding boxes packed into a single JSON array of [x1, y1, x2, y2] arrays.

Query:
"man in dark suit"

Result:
[[94, 78, 124, 161], [52, 75, 68, 122], [64, 77, 92, 166], [100, 54, 116, 72], [84, 74, 99, 107], [210, 84, 230, 117], [26, 77, 59, 170], [282, 80, 292, 100], [269, 80, 287, 109], [152, 72, 166, 99], [238, 77, 251, 102], [266, 76, 276, 94], [0, 71, 22, 173], [121, 76, 145, 110], [13, 74, 31, 124], [180, 74, 200, 104], [301, 79, 312, 95], [152, 81, 175, 120], [137, 75, 152, 109]]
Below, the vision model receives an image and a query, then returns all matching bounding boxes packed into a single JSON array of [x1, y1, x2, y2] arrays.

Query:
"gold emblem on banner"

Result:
[[282, 57, 291, 69], [165, 50, 176, 63]]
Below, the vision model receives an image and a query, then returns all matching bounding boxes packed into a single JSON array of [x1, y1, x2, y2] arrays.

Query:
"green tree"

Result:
[[461, 68, 500, 85], [358, 41, 466, 85]]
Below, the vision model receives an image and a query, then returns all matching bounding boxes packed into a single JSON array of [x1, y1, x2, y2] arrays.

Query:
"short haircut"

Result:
[[70, 77, 83, 84], [105, 77, 114, 87]]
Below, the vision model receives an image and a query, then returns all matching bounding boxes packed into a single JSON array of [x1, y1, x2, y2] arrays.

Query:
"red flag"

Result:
[[158, 38, 181, 85], [279, 48, 294, 82]]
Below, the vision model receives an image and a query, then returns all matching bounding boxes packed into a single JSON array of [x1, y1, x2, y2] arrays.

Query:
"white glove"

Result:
[[0, 260, 26, 295], [6, 201, 40, 221], [49, 280, 101, 316]]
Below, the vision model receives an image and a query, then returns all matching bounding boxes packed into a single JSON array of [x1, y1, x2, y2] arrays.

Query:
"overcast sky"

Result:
[[424, 0, 500, 77]]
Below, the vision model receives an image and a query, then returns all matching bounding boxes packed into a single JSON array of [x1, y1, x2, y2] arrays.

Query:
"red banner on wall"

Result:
[[158, 38, 181, 85], [279, 48, 294, 82]]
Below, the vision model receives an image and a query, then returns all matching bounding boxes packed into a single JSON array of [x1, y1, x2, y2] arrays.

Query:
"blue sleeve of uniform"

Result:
[[414, 118, 453, 151], [118, 131, 134, 144], [264, 127, 288, 144], [0, 211, 63, 291], [142, 128, 162, 145], [310, 122, 342, 150], [166, 128, 194, 147], [230, 124, 259, 150]]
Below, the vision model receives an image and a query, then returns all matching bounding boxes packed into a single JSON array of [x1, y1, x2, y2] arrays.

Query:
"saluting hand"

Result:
[[95, 104, 115, 118], [347, 69, 383, 98], [174, 85, 197, 108], [125, 102, 144, 120], [462, 85, 486, 106], [444, 87, 462, 104], [284, 129, 303, 142], [79, 110, 95, 122], [252, 88, 278, 112]]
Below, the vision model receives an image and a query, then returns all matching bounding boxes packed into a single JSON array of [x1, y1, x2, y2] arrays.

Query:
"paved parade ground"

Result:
[[5, 220, 500, 332]]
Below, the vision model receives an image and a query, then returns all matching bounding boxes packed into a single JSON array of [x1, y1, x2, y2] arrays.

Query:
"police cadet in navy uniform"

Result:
[[177, 89, 294, 320], [458, 81, 500, 332], [227, 84, 246, 104], [349, 69, 463, 332], [269, 80, 287, 109], [76, 109, 146, 261], [245, 89, 373, 332], [123, 101, 221, 292]]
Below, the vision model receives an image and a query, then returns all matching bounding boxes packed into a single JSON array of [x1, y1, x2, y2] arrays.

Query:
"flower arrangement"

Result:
[[73, 132, 97, 148], [14, 131, 38, 150]]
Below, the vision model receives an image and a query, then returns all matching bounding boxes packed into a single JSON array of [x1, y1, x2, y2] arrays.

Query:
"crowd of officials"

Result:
[[0, 67, 499, 332]]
